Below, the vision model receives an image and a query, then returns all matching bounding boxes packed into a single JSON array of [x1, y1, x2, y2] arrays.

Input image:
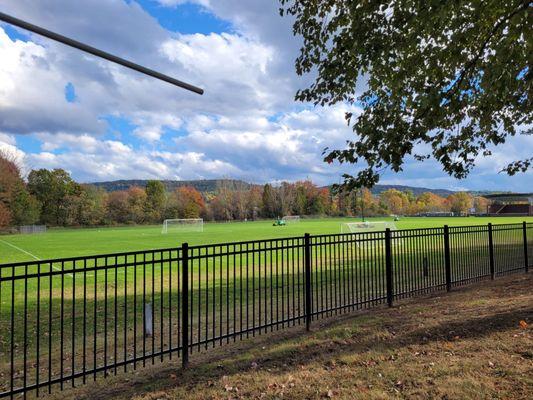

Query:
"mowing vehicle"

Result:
[[273, 218, 286, 226]]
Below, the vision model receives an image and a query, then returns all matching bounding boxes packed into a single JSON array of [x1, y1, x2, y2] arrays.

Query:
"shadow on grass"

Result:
[[62, 275, 532, 400]]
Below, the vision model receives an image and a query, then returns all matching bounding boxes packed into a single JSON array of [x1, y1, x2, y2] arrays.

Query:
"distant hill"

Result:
[[90, 179, 457, 197], [90, 179, 254, 193], [369, 184, 455, 197]]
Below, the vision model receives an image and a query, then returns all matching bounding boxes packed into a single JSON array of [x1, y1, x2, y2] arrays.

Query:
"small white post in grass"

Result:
[[144, 303, 153, 337]]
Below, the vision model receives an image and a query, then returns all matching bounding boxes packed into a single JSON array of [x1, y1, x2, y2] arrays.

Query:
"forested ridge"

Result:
[[1, 153, 493, 229]]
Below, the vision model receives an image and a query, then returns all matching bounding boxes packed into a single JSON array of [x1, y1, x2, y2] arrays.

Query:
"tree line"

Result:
[[0, 154, 490, 229]]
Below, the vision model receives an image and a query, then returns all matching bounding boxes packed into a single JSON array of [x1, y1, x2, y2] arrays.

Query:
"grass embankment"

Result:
[[50, 273, 532, 400]]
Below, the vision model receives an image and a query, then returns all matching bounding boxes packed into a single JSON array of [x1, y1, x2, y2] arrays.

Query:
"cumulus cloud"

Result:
[[0, 0, 530, 191], [0, 133, 27, 173]]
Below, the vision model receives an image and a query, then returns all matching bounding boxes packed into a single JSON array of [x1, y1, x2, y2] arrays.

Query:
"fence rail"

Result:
[[0, 222, 531, 398]]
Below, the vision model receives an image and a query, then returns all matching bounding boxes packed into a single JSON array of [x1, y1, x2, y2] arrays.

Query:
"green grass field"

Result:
[[1, 215, 531, 396], [1, 216, 532, 264]]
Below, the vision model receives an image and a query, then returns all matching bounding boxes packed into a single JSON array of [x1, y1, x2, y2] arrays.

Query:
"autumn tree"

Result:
[[211, 180, 236, 220], [354, 188, 378, 217], [144, 180, 166, 223], [262, 184, 278, 218], [74, 185, 107, 226], [0, 203, 11, 228], [10, 189, 41, 225], [127, 187, 147, 224], [28, 169, 78, 226], [379, 189, 409, 215], [0, 152, 40, 226], [106, 191, 130, 224], [309, 188, 332, 215], [293, 181, 309, 215], [447, 192, 474, 215], [166, 186, 205, 219], [473, 196, 490, 214], [416, 192, 448, 213], [281, 1, 532, 189], [246, 186, 263, 220], [278, 182, 296, 216]]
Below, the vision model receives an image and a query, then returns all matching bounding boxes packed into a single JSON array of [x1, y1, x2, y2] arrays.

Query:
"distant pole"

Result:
[[361, 189, 366, 222], [0, 11, 204, 94], [304, 233, 312, 331]]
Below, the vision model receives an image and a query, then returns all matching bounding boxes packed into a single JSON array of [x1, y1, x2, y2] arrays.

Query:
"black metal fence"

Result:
[[0, 222, 531, 398]]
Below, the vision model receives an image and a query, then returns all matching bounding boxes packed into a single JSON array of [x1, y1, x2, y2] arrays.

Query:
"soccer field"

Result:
[[1, 216, 532, 264]]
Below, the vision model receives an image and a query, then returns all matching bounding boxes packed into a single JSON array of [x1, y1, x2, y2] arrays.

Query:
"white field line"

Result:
[[0, 239, 74, 278]]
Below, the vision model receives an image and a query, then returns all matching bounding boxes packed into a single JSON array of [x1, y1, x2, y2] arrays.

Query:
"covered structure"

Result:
[[484, 193, 533, 216]]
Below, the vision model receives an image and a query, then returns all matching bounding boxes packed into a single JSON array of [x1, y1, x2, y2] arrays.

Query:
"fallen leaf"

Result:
[[519, 320, 528, 329]]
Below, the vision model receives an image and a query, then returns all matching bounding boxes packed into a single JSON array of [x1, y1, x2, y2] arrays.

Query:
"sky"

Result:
[[0, 0, 531, 191]]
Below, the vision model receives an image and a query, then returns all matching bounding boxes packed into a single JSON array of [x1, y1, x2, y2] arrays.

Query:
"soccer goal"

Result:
[[340, 221, 397, 234], [19, 225, 47, 234], [162, 218, 203, 234], [282, 215, 300, 223]]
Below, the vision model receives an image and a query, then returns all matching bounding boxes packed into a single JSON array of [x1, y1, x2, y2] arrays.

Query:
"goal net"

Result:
[[19, 225, 47, 234], [340, 221, 397, 234], [282, 215, 300, 223], [162, 219, 203, 234]]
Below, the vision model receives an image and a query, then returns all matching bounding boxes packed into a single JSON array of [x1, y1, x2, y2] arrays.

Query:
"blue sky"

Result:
[[0, 0, 531, 191]]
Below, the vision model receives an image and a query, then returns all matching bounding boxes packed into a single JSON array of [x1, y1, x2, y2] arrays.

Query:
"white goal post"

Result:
[[162, 218, 203, 233], [340, 221, 397, 234], [282, 215, 300, 223], [19, 225, 47, 234]]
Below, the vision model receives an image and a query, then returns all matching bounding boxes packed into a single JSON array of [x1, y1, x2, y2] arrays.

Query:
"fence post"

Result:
[[385, 228, 393, 307], [181, 243, 189, 368], [488, 223, 495, 280], [523, 221, 529, 273], [304, 233, 312, 331], [444, 225, 451, 292]]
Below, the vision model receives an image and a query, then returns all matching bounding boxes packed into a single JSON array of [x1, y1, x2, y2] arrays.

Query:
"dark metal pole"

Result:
[[523, 221, 529, 273], [304, 233, 312, 331], [444, 225, 451, 292], [181, 243, 189, 368], [0, 12, 204, 95], [385, 228, 393, 307], [488, 223, 495, 280]]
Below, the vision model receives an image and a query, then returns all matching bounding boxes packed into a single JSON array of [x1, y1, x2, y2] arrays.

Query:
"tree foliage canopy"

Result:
[[280, 0, 532, 189]]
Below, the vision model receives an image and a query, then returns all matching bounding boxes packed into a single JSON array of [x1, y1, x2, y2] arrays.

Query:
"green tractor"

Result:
[[273, 218, 286, 226]]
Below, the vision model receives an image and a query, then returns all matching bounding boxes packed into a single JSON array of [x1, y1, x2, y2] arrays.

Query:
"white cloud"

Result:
[[0, 134, 27, 173], [0, 132, 16, 146], [0, 0, 530, 191]]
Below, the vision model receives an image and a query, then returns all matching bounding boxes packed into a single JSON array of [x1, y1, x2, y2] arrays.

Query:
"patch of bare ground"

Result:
[[50, 274, 532, 400]]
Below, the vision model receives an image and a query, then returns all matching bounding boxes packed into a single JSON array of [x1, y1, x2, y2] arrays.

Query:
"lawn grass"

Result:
[[1, 216, 532, 264], [45, 273, 533, 400]]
